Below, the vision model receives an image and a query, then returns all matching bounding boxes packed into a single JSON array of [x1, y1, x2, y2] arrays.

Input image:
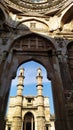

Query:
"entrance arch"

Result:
[[0, 33, 69, 130], [9, 33, 55, 80], [23, 112, 35, 130]]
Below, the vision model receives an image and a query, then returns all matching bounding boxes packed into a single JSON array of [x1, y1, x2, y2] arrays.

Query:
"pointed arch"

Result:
[[9, 32, 55, 52], [23, 112, 35, 130], [6, 32, 56, 80]]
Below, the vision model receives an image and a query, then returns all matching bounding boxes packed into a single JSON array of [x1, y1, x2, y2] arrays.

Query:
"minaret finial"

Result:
[[17, 67, 25, 86], [36, 68, 43, 96], [37, 68, 42, 77], [19, 67, 24, 76], [36, 68, 43, 85]]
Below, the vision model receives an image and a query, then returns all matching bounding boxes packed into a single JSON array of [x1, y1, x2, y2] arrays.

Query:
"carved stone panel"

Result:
[[13, 34, 53, 51], [67, 42, 73, 81]]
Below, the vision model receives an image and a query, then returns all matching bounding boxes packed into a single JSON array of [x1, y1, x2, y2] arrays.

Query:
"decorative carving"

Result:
[[55, 37, 64, 48], [67, 43, 73, 81], [2, 51, 8, 61], [68, 109, 73, 117], [14, 34, 53, 51], [2, 38, 8, 45], [4, 0, 66, 13], [64, 90, 72, 102], [0, 51, 8, 63]]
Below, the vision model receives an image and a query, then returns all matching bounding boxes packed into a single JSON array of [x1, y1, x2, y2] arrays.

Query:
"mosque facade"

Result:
[[5, 68, 55, 130]]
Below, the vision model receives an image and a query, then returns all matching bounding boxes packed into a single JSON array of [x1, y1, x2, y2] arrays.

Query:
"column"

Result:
[[31, 117, 33, 130], [36, 68, 46, 130], [11, 68, 25, 130], [57, 51, 73, 96], [51, 51, 70, 130]]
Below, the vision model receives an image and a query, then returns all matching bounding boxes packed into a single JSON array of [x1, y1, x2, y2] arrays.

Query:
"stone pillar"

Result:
[[0, 51, 14, 130], [0, 73, 12, 130], [51, 51, 69, 130], [36, 68, 46, 130], [31, 117, 33, 130], [57, 51, 73, 96], [48, 124, 51, 130], [11, 68, 25, 130], [56, 51, 73, 130], [5, 125, 8, 130]]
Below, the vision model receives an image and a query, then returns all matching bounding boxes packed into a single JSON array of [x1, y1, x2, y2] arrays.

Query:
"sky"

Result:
[[10, 61, 54, 114]]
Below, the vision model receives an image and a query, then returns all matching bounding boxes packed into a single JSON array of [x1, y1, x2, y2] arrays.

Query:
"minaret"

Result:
[[36, 68, 46, 130], [12, 68, 25, 130]]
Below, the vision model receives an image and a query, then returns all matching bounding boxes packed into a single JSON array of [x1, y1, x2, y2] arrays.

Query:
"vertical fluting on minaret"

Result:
[[36, 68, 46, 130], [11, 68, 25, 130]]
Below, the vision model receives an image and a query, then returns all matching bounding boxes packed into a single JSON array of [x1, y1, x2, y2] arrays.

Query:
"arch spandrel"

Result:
[[13, 35, 54, 51], [9, 33, 55, 51]]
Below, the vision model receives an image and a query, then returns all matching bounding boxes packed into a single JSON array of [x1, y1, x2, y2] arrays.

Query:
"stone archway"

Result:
[[23, 112, 35, 130], [0, 33, 69, 130]]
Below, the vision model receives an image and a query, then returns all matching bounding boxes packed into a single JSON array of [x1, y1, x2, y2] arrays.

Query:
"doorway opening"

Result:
[[5, 60, 55, 130], [23, 112, 35, 130], [10, 60, 54, 114]]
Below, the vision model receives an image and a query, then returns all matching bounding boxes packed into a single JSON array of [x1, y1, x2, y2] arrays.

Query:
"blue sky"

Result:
[[10, 61, 54, 114]]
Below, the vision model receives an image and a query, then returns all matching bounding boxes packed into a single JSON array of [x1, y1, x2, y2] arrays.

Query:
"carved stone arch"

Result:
[[23, 112, 35, 130], [67, 41, 73, 81], [23, 111, 35, 120], [9, 33, 55, 80], [0, 32, 69, 130], [9, 32, 55, 51]]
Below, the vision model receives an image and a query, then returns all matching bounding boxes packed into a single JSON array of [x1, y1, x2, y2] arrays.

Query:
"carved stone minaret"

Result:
[[36, 68, 46, 130], [11, 68, 25, 130]]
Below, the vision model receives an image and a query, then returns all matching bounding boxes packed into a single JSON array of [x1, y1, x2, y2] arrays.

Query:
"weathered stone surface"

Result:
[[0, 0, 73, 130]]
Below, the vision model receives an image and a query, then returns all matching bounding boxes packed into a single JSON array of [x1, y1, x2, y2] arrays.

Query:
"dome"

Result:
[[4, 0, 66, 14]]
